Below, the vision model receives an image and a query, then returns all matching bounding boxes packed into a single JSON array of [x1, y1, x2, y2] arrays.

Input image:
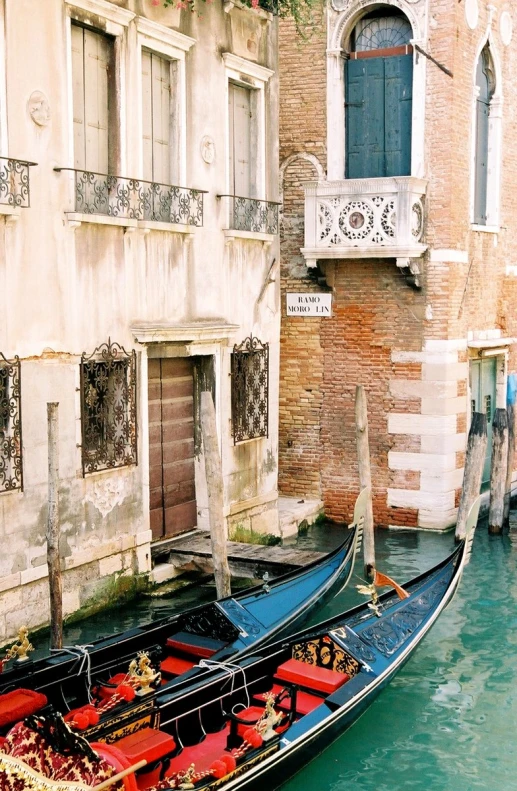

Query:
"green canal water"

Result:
[[50, 522, 517, 790]]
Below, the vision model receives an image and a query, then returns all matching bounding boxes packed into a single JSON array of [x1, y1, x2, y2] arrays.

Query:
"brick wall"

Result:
[[279, 0, 517, 528]]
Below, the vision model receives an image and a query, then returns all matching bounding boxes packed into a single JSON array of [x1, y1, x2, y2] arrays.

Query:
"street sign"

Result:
[[286, 293, 332, 316]]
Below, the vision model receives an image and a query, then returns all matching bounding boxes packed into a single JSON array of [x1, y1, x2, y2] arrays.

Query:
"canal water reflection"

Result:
[[55, 521, 517, 791]]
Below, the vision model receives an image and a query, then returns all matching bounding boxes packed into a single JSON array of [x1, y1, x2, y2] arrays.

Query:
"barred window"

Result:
[[0, 353, 22, 492], [231, 336, 269, 444], [80, 340, 137, 475]]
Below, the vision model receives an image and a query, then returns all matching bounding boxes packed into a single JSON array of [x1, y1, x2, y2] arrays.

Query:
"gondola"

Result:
[[0, 490, 367, 733], [0, 497, 480, 791]]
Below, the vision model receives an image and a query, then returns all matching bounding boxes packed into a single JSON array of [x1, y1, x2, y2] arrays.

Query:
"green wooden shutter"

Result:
[[384, 54, 412, 177], [346, 54, 412, 178], [474, 56, 490, 225], [346, 58, 385, 179], [229, 83, 252, 197]]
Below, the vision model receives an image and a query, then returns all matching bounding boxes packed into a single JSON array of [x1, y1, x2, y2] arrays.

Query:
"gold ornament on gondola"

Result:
[[128, 651, 161, 696], [356, 582, 381, 618], [4, 625, 34, 663]]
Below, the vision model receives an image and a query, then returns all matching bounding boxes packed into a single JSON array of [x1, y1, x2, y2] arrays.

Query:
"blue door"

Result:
[[346, 54, 412, 179]]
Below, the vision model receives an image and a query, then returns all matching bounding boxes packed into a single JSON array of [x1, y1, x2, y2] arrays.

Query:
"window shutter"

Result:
[[83, 28, 109, 174], [71, 25, 86, 170], [346, 58, 385, 179], [142, 52, 171, 184], [229, 84, 251, 197], [152, 54, 171, 184], [141, 50, 153, 182], [474, 56, 490, 225], [384, 54, 412, 177]]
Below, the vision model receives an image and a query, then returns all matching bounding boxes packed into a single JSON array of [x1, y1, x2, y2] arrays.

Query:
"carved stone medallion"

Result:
[[28, 91, 51, 127], [201, 135, 215, 165]]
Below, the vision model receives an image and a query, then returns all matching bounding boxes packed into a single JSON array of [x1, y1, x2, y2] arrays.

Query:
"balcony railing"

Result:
[[0, 157, 37, 209], [219, 195, 280, 235], [55, 168, 206, 226], [302, 176, 427, 267]]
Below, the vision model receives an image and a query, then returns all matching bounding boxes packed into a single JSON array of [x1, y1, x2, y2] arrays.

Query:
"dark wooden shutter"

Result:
[[346, 54, 412, 179], [384, 54, 412, 177], [346, 58, 385, 179]]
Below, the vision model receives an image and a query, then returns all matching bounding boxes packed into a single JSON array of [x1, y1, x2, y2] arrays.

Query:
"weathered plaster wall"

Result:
[[0, 0, 280, 641]]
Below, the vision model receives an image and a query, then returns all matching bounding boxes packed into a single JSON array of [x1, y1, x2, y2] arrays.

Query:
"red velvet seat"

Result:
[[160, 656, 196, 677], [113, 727, 176, 766], [275, 658, 349, 695], [90, 742, 138, 791], [232, 706, 265, 738], [0, 688, 48, 728], [253, 684, 323, 716], [165, 632, 222, 659], [166, 727, 230, 776]]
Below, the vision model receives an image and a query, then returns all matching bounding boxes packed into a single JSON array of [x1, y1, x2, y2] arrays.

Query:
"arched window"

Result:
[[345, 7, 413, 179], [473, 46, 495, 225]]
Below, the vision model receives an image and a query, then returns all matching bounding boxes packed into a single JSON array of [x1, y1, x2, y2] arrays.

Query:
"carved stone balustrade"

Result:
[[302, 176, 427, 273]]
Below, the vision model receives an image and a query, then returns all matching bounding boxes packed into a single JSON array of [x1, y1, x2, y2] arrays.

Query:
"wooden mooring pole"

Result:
[[489, 408, 508, 535], [47, 402, 63, 650], [355, 385, 375, 579], [503, 401, 515, 528], [456, 412, 487, 541], [200, 391, 231, 598]]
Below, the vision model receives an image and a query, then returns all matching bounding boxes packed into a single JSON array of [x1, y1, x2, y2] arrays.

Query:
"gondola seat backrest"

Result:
[[291, 636, 360, 678], [275, 658, 348, 695]]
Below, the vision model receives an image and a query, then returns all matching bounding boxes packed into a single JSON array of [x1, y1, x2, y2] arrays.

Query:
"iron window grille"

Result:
[[80, 339, 137, 475], [231, 335, 269, 444], [0, 157, 37, 209], [54, 168, 206, 226], [0, 353, 23, 493], [217, 195, 280, 234]]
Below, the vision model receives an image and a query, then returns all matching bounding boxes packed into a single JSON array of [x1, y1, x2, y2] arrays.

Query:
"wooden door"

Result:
[[470, 358, 497, 486], [346, 54, 412, 179], [148, 358, 197, 541]]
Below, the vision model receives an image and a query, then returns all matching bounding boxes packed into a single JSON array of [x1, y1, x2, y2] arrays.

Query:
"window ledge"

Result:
[[0, 204, 21, 221], [138, 220, 195, 235], [66, 212, 138, 230], [66, 213, 198, 234], [471, 224, 499, 234], [224, 229, 276, 244]]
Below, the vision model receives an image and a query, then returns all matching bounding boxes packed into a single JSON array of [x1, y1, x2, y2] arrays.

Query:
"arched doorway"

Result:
[[345, 6, 413, 179]]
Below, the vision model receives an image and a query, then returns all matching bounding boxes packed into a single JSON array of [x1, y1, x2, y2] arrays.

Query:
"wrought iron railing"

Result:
[[231, 335, 269, 444], [0, 158, 37, 209], [55, 168, 206, 226], [80, 339, 137, 475], [218, 195, 280, 234], [0, 353, 22, 493]]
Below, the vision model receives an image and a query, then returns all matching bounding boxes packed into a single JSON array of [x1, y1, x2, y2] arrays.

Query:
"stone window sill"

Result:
[[471, 223, 499, 234], [66, 213, 198, 234], [0, 204, 21, 221], [224, 229, 276, 245]]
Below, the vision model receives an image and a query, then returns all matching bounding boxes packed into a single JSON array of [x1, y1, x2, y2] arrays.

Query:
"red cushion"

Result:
[[91, 742, 138, 791], [114, 727, 176, 765], [253, 685, 323, 716], [0, 688, 48, 727], [165, 638, 217, 659], [233, 706, 265, 738], [275, 658, 349, 695], [98, 673, 129, 700], [160, 656, 196, 677]]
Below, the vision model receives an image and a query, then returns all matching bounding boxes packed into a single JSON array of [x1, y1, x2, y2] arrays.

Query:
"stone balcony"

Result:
[[301, 176, 428, 276]]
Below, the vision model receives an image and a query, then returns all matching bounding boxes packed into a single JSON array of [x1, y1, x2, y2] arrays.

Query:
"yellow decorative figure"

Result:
[[128, 651, 161, 696], [5, 626, 34, 663], [178, 763, 197, 789], [257, 692, 283, 741]]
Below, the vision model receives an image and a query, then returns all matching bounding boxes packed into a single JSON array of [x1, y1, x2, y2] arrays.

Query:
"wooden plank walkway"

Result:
[[154, 532, 325, 579]]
